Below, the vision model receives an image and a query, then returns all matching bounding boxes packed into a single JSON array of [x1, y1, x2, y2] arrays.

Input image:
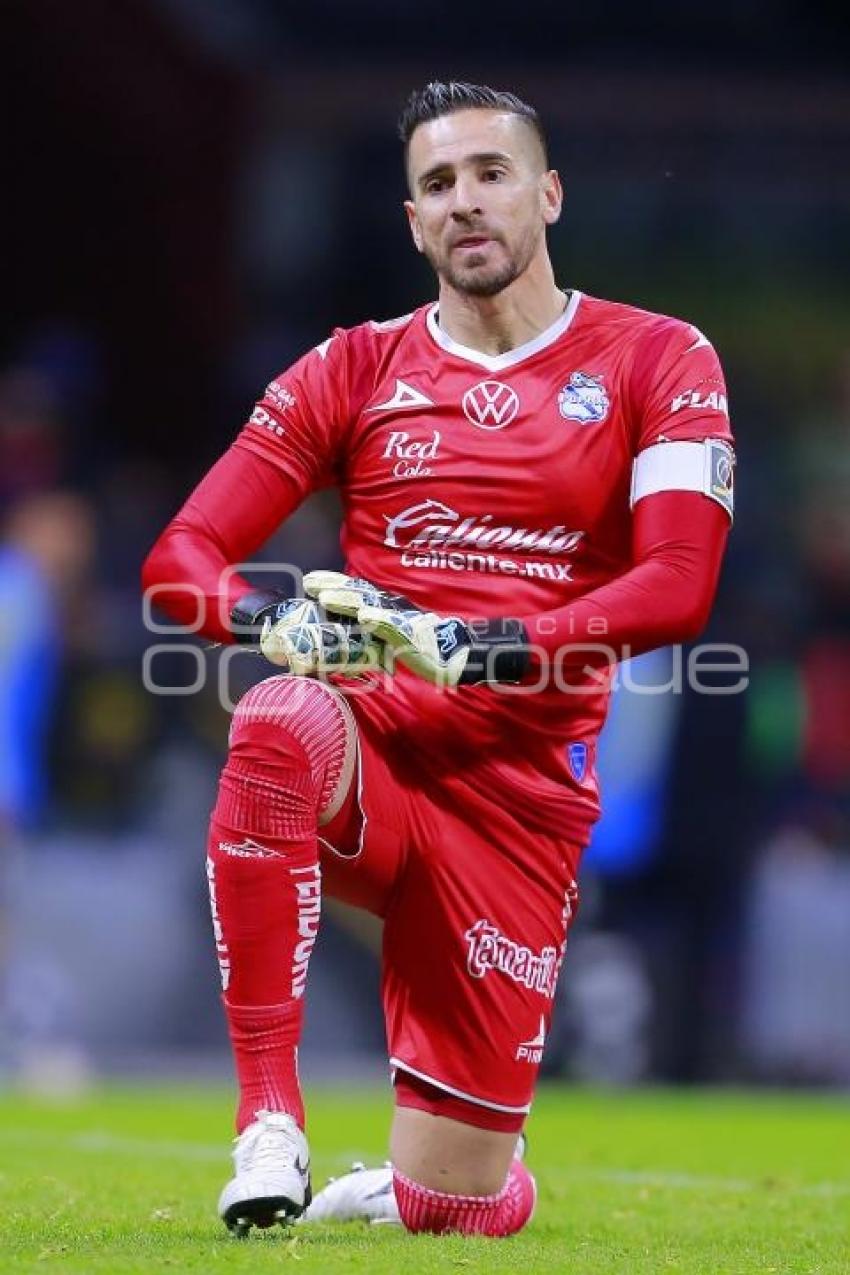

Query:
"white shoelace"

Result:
[[236, 1114, 304, 1175]]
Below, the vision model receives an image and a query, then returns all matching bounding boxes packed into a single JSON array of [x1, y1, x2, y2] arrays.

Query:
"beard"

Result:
[[425, 223, 541, 298], [440, 256, 522, 297]]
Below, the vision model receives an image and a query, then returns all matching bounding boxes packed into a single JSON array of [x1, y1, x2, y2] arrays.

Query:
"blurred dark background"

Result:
[[1, 0, 848, 1092]]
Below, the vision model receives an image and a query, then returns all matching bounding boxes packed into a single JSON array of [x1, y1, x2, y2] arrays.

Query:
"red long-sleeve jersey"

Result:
[[144, 291, 733, 843]]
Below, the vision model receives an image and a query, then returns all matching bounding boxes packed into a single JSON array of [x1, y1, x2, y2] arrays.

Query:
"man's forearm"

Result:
[[142, 443, 304, 643], [142, 516, 254, 643], [526, 491, 730, 670]]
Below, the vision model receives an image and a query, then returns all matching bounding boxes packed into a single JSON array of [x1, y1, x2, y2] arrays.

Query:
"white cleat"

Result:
[[301, 1135, 527, 1227], [300, 1161, 400, 1226], [218, 1110, 312, 1236]]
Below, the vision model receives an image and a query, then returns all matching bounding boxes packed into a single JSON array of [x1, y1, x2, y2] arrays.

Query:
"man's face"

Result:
[[404, 109, 562, 298]]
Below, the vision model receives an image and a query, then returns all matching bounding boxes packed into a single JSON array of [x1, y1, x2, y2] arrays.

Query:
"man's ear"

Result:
[[404, 199, 424, 253], [541, 169, 563, 226]]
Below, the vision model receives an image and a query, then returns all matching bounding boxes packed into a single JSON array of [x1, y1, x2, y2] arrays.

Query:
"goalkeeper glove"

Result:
[[303, 571, 530, 687], [230, 588, 384, 676]]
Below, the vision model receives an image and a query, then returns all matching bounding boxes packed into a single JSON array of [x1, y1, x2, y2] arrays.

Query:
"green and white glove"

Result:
[[303, 571, 530, 687], [230, 589, 385, 677]]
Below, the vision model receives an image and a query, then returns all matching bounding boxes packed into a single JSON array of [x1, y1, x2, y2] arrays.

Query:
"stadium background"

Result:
[[1, 1, 849, 1098]]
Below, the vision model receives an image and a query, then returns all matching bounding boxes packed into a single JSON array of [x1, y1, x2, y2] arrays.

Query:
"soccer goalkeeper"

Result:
[[143, 80, 733, 1238]]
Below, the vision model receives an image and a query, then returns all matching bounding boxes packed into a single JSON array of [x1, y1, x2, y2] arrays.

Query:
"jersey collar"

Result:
[[425, 290, 582, 372]]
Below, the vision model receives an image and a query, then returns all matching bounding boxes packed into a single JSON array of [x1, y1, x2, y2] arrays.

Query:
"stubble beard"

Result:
[[427, 224, 541, 299], [442, 257, 521, 298]]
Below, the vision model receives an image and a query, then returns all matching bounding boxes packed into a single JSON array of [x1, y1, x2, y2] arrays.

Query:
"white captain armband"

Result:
[[630, 438, 735, 520]]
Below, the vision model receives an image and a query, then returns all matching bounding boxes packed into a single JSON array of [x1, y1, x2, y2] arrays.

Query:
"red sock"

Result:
[[207, 719, 320, 1134], [392, 1160, 536, 1237]]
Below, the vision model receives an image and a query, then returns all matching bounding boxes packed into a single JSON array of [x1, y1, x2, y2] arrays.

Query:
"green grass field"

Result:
[[1, 1084, 847, 1274]]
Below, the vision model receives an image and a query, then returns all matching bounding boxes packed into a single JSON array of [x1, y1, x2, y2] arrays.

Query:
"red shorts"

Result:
[[319, 704, 581, 1125]]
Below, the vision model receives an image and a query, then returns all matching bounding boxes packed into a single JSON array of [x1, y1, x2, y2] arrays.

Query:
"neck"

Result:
[[436, 253, 566, 356]]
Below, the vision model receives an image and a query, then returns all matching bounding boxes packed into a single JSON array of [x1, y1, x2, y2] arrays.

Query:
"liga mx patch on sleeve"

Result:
[[706, 438, 735, 519], [630, 437, 735, 521]]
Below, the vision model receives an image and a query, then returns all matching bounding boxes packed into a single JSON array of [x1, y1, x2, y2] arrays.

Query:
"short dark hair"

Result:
[[398, 80, 548, 166]]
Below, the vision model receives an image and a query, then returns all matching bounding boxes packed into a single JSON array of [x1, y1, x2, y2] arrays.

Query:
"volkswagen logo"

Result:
[[461, 380, 520, 430]]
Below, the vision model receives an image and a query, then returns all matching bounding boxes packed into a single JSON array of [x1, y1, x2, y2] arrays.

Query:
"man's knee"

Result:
[[390, 1099, 519, 1196], [231, 675, 335, 743], [228, 677, 356, 820], [389, 1103, 535, 1236]]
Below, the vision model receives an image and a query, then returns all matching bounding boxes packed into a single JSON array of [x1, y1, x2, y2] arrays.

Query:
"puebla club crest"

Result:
[[558, 371, 610, 424]]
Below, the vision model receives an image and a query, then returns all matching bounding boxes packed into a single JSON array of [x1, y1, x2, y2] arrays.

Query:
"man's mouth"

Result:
[[453, 236, 492, 251]]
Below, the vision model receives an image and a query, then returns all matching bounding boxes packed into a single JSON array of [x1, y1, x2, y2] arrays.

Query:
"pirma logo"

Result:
[[516, 1015, 547, 1063], [218, 838, 287, 859]]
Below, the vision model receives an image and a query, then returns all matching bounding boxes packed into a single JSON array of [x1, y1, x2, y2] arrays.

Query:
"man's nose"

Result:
[[449, 178, 482, 220]]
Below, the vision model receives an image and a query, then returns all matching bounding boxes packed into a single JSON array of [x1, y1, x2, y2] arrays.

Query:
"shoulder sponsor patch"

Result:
[[266, 379, 297, 412], [670, 385, 729, 416]]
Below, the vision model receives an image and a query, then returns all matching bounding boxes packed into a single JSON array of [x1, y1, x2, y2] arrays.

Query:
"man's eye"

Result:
[[425, 179, 447, 194], [482, 169, 505, 182]]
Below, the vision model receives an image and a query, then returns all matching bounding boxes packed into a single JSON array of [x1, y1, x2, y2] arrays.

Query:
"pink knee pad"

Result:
[[229, 677, 356, 820]]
